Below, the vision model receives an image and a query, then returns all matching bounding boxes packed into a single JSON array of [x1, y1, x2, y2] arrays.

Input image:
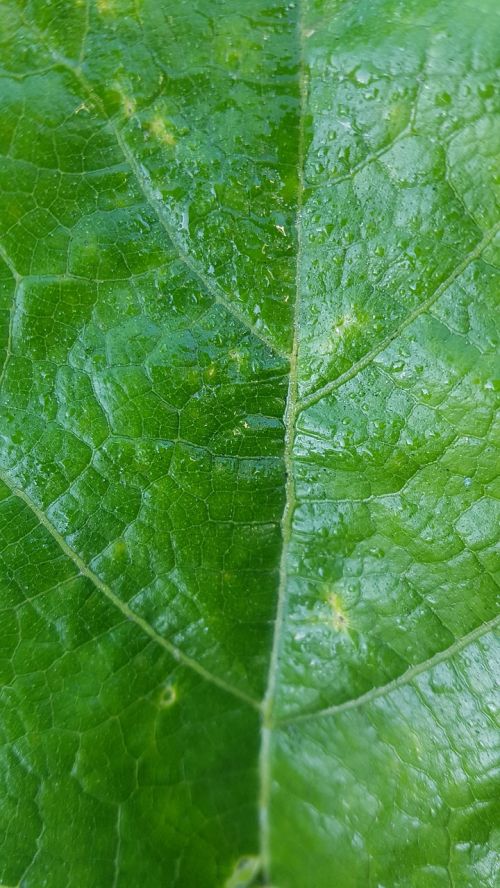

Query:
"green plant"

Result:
[[0, 1, 498, 885]]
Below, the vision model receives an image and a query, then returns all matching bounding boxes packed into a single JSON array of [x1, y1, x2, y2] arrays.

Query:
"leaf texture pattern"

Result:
[[0, 1, 499, 886]]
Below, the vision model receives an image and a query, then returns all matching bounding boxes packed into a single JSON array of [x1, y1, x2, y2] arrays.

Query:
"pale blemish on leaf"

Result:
[[149, 115, 176, 146], [333, 309, 361, 336], [96, 0, 116, 14], [204, 363, 217, 381], [158, 684, 177, 709], [326, 591, 349, 632], [122, 96, 136, 117], [224, 855, 261, 888]]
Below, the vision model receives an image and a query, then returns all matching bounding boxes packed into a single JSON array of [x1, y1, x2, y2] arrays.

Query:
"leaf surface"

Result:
[[0, 1, 499, 886]]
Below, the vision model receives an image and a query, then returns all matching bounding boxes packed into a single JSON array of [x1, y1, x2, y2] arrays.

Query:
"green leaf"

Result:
[[0, 1, 499, 886]]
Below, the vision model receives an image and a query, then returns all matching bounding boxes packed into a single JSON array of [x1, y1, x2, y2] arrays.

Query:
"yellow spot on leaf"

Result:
[[224, 855, 261, 888], [149, 115, 176, 146], [97, 0, 116, 14], [122, 95, 136, 117], [158, 684, 177, 708], [112, 539, 127, 559], [327, 592, 349, 631]]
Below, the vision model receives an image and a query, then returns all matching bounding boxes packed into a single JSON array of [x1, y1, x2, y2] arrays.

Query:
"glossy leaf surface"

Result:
[[0, 1, 499, 886]]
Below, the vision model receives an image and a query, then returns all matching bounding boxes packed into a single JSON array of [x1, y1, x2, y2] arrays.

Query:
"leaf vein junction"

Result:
[[64, 56, 287, 360]]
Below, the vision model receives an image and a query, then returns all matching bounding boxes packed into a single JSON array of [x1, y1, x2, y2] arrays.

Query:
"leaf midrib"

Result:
[[257, 4, 307, 877]]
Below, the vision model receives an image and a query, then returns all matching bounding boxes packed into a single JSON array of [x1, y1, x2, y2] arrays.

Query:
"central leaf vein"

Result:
[[258, 4, 307, 878]]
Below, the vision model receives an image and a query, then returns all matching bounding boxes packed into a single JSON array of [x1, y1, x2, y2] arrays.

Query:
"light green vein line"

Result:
[[298, 219, 500, 412], [45, 45, 287, 360], [0, 240, 20, 280], [0, 242, 22, 391], [12, 14, 287, 359], [101, 107, 287, 360], [258, 5, 307, 880], [0, 470, 261, 711], [280, 613, 500, 726]]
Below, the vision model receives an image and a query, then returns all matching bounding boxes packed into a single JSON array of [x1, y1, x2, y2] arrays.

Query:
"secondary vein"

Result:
[[0, 470, 261, 711], [14, 14, 287, 360], [58, 53, 286, 360], [0, 242, 22, 392], [299, 219, 500, 412], [281, 612, 500, 726]]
